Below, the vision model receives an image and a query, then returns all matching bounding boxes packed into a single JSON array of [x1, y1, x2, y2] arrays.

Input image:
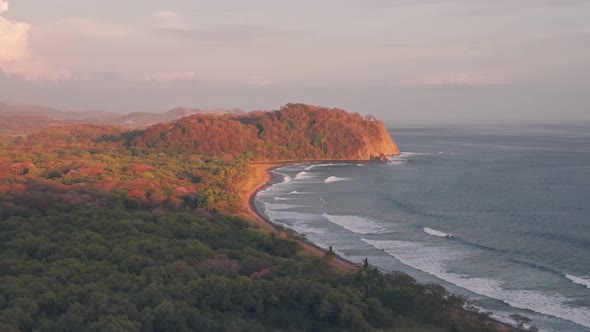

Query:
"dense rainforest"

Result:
[[0, 104, 510, 331]]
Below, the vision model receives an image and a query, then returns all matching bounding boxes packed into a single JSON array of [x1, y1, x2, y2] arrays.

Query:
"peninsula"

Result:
[[0, 103, 514, 331]]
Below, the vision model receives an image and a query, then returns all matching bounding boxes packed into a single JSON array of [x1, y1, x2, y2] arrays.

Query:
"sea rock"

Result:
[[370, 153, 389, 162]]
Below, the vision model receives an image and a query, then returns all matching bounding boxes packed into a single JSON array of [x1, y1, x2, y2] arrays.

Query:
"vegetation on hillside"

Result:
[[0, 105, 508, 331], [133, 103, 399, 160], [0, 102, 245, 135], [0, 197, 502, 331]]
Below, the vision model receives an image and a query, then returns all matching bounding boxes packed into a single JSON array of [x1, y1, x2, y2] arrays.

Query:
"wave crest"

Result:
[[362, 239, 590, 329], [424, 227, 453, 238], [305, 163, 351, 171], [324, 176, 350, 184], [322, 213, 387, 234], [295, 171, 315, 181], [289, 190, 314, 195], [565, 274, 590, 289]]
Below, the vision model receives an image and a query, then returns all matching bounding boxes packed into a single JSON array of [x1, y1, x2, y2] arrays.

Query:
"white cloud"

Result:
[[0, 0, 68, 80], [47, 17, 132, 39], [0, 0, 30, 63], [154, 10, 194, 31]]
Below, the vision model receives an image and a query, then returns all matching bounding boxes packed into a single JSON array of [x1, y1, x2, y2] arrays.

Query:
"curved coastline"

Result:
[[241, 161, 522, 332], [240, 161, 359, 273]]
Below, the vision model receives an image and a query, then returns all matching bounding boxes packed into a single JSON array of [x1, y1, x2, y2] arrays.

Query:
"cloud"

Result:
[[400, 71, 513, 87], [0, 0, 68, 80], [2, 59, 69, 81], [154, 10, 194, 31], [0, 0, 30, 62], [359, 0, 590, 15], [143, 71, 197, 83], [247, 75, 272, 87], [47, 17, 132, 39], [153, 10, 296, 44]]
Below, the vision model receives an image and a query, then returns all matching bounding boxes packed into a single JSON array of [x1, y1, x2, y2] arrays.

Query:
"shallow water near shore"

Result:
[[255, 125, 590, 332]]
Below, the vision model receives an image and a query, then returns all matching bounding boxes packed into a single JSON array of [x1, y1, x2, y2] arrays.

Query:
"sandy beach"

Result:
[[236, 162, 357, 273], [236, 162, 520, 331]]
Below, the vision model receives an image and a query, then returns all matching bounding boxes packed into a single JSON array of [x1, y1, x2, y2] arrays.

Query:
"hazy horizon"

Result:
[[1, 0, 589, 126]]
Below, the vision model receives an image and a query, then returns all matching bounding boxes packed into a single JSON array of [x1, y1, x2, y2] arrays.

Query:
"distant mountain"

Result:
[[105, 107, 244, 129], [0, 102, 83, 135], [0, 102, 245, 135]]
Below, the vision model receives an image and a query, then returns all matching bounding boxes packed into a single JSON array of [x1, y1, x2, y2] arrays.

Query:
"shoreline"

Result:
[[237, 161, 358, 273], [238, 160, 521, 332]]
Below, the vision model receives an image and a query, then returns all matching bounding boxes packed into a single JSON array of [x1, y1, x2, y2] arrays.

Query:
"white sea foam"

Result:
[[260, 172, 292, 194], [291, 224, 325, 234], [264, 203, 308, 211], [273, 196, 292, 201], [564, 274, 590, 289], [424, 227, 453, 238], [263, 210, 328, 240], [322, 213, 387, 234], [388, 152, 436, 165], [289, 190, 313, 195], [324, 176, 350, 183], [387, 158, 407, 165], [264, 210, 320, 223], [305, 163, 351, 171], [276, 172, 292, 184], [362, 239, 590, 329], [356, 164, 365, 167], [400, 152, 434, 157], [295, 171, 316, 181]]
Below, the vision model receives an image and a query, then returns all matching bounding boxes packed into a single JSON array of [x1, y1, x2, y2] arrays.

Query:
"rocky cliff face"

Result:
[[357, 121, 400, 160]]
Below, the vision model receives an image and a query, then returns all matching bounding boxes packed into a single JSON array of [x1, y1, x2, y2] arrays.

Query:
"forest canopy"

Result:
[[0, 105, 506, 331], [133, 103, 400, 161]]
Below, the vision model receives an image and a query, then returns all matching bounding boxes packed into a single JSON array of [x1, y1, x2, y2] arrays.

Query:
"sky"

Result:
[[0, 0, 589, 126]]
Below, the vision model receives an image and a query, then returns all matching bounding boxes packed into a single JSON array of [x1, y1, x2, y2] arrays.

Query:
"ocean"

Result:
[[254, 125, 590, 332]]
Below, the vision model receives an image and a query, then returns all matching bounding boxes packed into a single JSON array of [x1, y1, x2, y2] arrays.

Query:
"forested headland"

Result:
[[0, 104, 512, 331]]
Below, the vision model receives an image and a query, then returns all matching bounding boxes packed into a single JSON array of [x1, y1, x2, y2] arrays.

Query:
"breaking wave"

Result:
[[424, 227, 453, 238], [305, 163, 351, 171], [276, 172, 292, 184], [388, 152, 437, 165], [289, 190, 313, 195], [322, 213, 387, 234], [362, 239, 590, 329], [324, 176, 350, 183], [295, 171, 315, 181], [264, 203, 308, 211], [564, 274, 590, 289]]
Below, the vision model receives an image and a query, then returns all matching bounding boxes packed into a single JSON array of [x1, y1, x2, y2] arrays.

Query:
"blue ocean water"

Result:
[[255, 125, 590, 332]]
